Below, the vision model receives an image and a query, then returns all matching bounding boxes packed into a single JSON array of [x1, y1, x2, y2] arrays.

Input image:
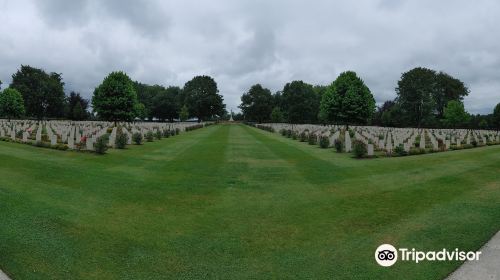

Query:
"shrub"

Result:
[[319, 135, 330, 149], [145, 131, 154, 142], [334, 139, 343, 152], [175, 128, 180, 135], [352, 140, 367, 158], [394, 144, 407, 156], [308, 133, 317, 145], [299, 131, 307, 142], [409, 147, 426, 155], [94, 135, 109, 155], [163, 129, 170, 138], [115, 133, 128, 149], [463, 144, 473, 149], [471, 140, 478, 147], [291, 131, 298, 140], [349, 129, 355, 138], [286, 129, 292, 138], [155, 130, 162, 140], [280, 129, 287, 136], [132, 132, 143, 145]]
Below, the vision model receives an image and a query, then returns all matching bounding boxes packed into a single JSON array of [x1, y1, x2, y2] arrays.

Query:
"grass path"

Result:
[[0, 124, 499, 279]]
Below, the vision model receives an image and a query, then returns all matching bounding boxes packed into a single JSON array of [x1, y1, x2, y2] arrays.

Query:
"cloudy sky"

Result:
[[1, 0, 499, 114]]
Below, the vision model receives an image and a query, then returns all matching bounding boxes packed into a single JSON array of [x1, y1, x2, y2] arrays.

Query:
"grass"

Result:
[[0, 124, 499, 279]]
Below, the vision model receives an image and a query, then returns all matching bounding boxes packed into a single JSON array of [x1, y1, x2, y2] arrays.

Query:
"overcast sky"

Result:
[[1, 0, 499, 114]]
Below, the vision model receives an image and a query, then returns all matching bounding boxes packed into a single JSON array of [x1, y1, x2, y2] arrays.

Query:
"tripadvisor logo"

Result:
[[375, 244, 481, 267]]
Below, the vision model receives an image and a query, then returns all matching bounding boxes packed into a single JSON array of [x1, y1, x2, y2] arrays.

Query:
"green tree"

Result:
[[183, 76, 225, 122], [442, 100, 469, 128], [320, 71, 375, 125], [239, 84, 273, 123], [66, 92, 89, 120], [270, 107, 284, 123], [492, 103, 500, 130], [72, 102, 87, 121], [10, 65, 65, 119], [151, 86, 182, 121], [135, 103, 147, 120], [0, 88, 25, 120], [282, 81, 319, 124], [92, 71, 138, 122], [435, 72, 469, 119], [396, 67, 437, 127], [179, 105, 189, 121]]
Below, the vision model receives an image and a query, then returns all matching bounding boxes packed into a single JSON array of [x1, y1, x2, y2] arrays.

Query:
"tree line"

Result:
[[239, 68, 500, 130], [0, 65, 226, 122]]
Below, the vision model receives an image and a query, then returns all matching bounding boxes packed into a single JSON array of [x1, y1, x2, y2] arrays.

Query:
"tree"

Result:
[[72, 101, 86, 121], [179, 105, 189, 121], [10, 65, 65, 119], [239, 84, 273, 123], [0, 88, 25, 120], [434, 72, 469, 119], [66, 92, 89, 120], [270, 107, 284, 123], [92, 71, 138, 122], [493, 103, 500, 130], [395, 67, 437, 127], [442, 100, 469, 128], [319, 71, 375, 125], [151, 86, 182, 121], [281, 81, 319, 124], [183, 76, 225, 122], [135, 103, 147, 120]]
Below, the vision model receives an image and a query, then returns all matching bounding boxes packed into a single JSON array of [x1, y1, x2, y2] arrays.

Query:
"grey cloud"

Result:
[[1, 0, 499, 114]]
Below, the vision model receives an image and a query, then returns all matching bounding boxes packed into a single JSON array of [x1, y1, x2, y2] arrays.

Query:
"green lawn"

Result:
[[0, 124, 499, 279]]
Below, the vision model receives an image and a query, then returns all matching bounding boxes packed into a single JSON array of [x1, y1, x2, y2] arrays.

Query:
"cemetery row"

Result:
[[255, 123, 500, 157], [0, 119, 209, 152]]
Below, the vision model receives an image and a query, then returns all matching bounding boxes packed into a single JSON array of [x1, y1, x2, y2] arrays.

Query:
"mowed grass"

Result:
[[0, 124, 499, 279]]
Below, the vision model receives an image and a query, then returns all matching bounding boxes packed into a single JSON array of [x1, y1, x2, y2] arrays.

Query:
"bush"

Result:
[[308, 133, 317, 145], [334, 139, 343, 152], [175, 128, 180, 135], [409, 147, 426, 155], [299, 131, 307, 142], [280, 129, 287, 136], [471, 140, 478, 147], [291, 131, 298, 140], [115, 133, 128, 149], [352, 140, 367, 158], [94, 135, 109, 154], [146, 131, 154, 142], [394, 144, 407, 156], [286, 129, 292, 138], [132, 132, 143, 145], [163, 129, 170, 138], [319, 135, 330, 149], [155, 130, 162, 140], [463, 144, 473, 149]]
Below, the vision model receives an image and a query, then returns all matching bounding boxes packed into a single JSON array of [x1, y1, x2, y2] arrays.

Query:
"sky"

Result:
[[0, 0, 499, 114]]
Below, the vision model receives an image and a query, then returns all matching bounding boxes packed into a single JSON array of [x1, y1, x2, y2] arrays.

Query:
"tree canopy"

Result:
[[493, 103, 500, 130], [395, 67, 437, 127], [152, 86, 182, 121], [281, 81, 319, 124], [319, 71, 375, 125], [183, 76, 225, 121], [65, 92, 89, 120], [10, 65, 65, 119], [0, 88, 25, 119], [435, 72, 469, 119], [239, 84, 273, 123], [92, 71, 138, 122], [442, 100, 469, 128]]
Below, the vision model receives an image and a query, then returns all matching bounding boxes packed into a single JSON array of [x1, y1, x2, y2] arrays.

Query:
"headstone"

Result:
[[367, 144, 374, 156]]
